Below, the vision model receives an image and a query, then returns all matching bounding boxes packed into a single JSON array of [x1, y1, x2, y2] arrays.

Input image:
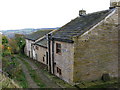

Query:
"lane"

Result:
[[20, 57, 61, 88], [17, 58, 39, 88]]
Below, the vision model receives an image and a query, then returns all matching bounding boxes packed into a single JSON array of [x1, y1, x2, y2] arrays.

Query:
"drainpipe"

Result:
[[31, 43, 34, 59], [48, 34, 51, 73], [31, 44, 33, 58], [52, 38, 55, 74]]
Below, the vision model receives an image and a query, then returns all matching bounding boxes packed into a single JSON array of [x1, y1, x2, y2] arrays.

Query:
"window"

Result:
[[57, 67, 62, 75], [29, 51, 30, 57], [36, 54, 37, 60], [36, 46, 39, 50], [56, 43, 61, 54], [46, 52, 48, 64], [43, 57, 45, 62]]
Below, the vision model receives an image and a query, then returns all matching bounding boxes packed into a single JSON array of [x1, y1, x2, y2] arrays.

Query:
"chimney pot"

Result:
[[79, 10, 86, 16]]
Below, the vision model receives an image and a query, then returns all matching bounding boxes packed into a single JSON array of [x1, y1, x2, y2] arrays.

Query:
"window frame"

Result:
[[57, 67, 62, 75], [36, 46, 39, 50], [43, 57, 45, 62], [56, 43, 61, 54]]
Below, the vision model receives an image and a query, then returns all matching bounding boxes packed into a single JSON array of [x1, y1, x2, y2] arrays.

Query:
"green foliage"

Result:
[[2, 56, 18, 78], [2, 34, 28, 88], [2, 35, 12, 56], [18, 57, 46, 88], [77, 79, 118, 88], [2, 35, 8, 44], [15, 71, 28, 88], [2, 34, 26, 55], [14, 34, 26, 53], [2, 49, 11, 56], [2, 56, 28, 88], [8, 39, 19, 54]]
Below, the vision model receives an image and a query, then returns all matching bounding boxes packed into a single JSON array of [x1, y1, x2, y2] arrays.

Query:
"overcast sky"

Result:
[[0, 0, 111, 30]]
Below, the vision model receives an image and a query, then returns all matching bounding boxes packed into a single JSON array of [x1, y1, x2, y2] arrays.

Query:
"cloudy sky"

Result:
[[0, 0, 111, 30]]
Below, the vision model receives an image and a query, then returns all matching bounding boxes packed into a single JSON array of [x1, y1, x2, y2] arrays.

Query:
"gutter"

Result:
[[48, 34, 52, 73], [53, 37, 74, 43]]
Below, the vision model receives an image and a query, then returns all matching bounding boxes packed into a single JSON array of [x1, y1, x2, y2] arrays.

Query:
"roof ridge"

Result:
[[81, 8, 114, 17], [74, 9, 115, 37], [53, 9, 115, 42], [25, 29, 53, 41], [34, 37, 46, 44]]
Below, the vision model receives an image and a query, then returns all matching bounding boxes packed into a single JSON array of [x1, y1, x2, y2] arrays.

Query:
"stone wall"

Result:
[[53, 41, 74, 84], [35, 45, 47, 65], [73, 8, 119, 83], [118, 7, 120, 81], [32, 45, 37, 60], [25, 39, 34, 58]]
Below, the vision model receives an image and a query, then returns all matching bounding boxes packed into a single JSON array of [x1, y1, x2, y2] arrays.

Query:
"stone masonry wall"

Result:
[[53, 41, 74, 84], [73, 8, 119, 83], [25, 39, 34, 58], [118, 7, 120, 81], [35, 45, 47, 65]]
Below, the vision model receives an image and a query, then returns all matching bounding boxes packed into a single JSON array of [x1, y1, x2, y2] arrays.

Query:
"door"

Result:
[[29, 51, 30, 57], [46, 52, 48, 64]]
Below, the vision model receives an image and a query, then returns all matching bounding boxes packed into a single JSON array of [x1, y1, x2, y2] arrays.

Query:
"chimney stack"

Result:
[[79, 9, 86, 16], [110, 0, 120, 9]]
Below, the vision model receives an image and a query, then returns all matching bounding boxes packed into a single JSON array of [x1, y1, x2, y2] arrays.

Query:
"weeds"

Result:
[[18, 56, 46, 88], [2, 56, 28, 88]]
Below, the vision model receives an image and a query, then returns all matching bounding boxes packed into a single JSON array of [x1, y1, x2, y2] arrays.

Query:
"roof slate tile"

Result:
[[52, 9, 115, 42]]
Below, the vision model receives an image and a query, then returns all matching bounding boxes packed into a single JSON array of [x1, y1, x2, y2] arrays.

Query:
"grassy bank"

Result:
[[19, 54, 76, 88], [22, 55, 75, 88], [77, 79, 119, 88], [0, 73, 20, 88], [18, 54, 119, 88], [17, 56, 46, 88], [2, 56, 28, 88]]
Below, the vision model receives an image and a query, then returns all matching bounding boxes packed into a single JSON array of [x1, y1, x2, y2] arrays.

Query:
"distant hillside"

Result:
[[0, 28, 59, 38]]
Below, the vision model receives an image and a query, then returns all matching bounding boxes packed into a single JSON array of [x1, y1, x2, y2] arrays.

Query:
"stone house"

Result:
[[24, 30, 52, 59], [33, 37, 48, 64], [32, 29, 57, 64], [47, 1, 119, 84]]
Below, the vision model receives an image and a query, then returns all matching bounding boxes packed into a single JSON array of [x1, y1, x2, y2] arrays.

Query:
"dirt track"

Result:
[[18, 57, 60, 88]]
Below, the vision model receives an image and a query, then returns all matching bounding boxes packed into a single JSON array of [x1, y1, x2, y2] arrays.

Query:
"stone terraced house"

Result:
[[46, 1, 120, 84], [24, 0, 120, 85], [24, 30, 52, 59], [33, 37, 48, 65]]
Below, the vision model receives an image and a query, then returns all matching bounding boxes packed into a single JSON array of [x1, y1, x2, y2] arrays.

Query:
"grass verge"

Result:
[[28, 57, 75, 88], [77, 79, 118, 88], [17, 56, 46, 88], [2, 56, 28, 88], [18, 54, 119, 88], [14, 68, 28, 88], [19, 54, 75, 88]]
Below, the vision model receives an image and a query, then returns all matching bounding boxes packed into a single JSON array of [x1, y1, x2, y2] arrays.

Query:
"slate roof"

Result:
[[25, 30, 52, 41], [52, 9, 115, 43], [34, 37, 47, 48]]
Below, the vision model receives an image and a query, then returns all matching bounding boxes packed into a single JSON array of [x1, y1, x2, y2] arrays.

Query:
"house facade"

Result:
[[34, 37, 48, 65], [24, 30, 52, 59], [24, 0, 119, 85], [25, 39, 34, 58], [47, 1, 120, 84]]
